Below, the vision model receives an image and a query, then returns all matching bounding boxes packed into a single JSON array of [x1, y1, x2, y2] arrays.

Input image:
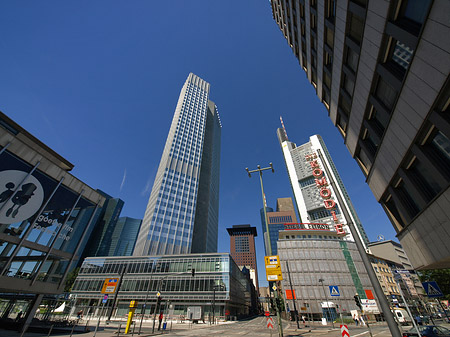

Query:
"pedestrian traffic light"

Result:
[[191, 268, 195, 277], [354, 295, 362, 309], [276, 297, 282, 311]]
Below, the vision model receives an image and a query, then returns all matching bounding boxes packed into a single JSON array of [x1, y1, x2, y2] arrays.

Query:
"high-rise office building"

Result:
[[278, 131, 370, 246], [81, 190, 124, 259], [227, 224, 259, 289], [277, 131, 373, 318], [270, 0, 450, 269], [260, 197, 298, 255], [113, 217, 142, 256], [134, 73, 222, 256]]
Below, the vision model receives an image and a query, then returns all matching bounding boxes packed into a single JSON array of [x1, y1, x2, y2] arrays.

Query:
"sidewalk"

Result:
[[0, 318, 238, 337]]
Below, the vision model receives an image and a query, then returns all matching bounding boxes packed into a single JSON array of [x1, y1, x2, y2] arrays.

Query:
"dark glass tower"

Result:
[[134, 73, 222, 256]]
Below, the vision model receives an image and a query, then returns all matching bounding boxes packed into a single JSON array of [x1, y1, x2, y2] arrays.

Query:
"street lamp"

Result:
[[246, 163, 283, 337], [319, 278, 334, 328], [245, 163, 274, 255]]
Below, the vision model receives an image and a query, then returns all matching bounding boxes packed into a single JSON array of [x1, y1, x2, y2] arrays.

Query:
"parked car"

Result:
[[402, 325, 450, 337], [394, 309, 412, 325]]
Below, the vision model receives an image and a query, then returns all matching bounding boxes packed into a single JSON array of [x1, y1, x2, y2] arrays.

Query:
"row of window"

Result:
[[356, 0, 432, 173]]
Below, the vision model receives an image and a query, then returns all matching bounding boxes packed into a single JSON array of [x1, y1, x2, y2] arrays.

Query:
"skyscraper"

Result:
[[270, 0, 450, 269], [277, 130, 374, 317], [260, 197, 298, 255], [113, 217, 142, 256], [134, 73, 222, 256], [227, 224, 259, 289], [277, 130, 370, 247]]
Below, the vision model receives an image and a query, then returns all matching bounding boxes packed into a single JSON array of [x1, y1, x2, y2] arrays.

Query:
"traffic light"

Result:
[[354, 295, 362, 309], [191, 268, 195, 277], [276, 297, 282, 311], [270, 298, 276, 311]]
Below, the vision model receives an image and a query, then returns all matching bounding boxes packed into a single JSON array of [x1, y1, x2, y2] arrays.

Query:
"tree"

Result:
[[417, 269, 450, 301], [64, 267, 80, 293]]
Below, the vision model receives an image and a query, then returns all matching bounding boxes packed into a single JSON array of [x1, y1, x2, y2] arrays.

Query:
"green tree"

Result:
[[64, 267, 80, 293], [417, 269, 450, 301]]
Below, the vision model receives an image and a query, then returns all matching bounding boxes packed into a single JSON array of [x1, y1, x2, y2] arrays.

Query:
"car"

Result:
[[402, 325, 450, 337]]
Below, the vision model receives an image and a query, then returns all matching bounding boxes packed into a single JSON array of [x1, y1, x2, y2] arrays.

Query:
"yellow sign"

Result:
[[101, 278, 119, 294], [264, 255, 283, 281], [125, 300, 137, 334]]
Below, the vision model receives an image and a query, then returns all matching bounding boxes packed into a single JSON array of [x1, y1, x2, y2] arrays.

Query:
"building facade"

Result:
[[260, 197, 298, 255], [72, 253, 253, 319], [226, 224, 259, 290], [0, 112, 105, 327], [82, 191, 124, 259], [134, 73, 222, 256], [277, 226, 373, 319], [113, 217, 142, 256], [270, 0, 450, 270]]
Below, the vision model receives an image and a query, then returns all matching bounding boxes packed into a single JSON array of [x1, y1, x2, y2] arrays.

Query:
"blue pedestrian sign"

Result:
[[102, 294, 108, 304], [329, 285, 340, 297], [422, 281, 444, 298]]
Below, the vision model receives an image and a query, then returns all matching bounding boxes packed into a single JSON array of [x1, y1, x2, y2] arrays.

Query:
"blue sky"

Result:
[[0, 1, 398, 286]]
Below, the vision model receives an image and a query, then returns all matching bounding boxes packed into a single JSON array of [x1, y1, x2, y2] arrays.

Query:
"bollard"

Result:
[[116, 323, 122, 336], [47, 324, 54, 337], [132, 321, 136, 336]]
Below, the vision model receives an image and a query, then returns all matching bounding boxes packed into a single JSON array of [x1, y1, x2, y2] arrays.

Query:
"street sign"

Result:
[[101, 278, 118, 294], [265, 255, 283, 281], [102, 294, 108, 304], [422, 281, 444, 298], [329, 285, 340, 297], [340, 325, 350, 337], [272, 285, 277, 291], [265, 311, 270, 317], [266, 317, 274, 329], [360, 299, 380, 313], [156, 291, 161, 297]]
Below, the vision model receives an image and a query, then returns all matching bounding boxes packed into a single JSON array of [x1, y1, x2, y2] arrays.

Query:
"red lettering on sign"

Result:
[[330, 211, 338, 222], [315, 177, 328, 188], [320, 187, 331, 199], [309, 160, 319, 168], [334, 224, 345, 234], [312, 168, 323, 177], [324, 199, 335, 209]]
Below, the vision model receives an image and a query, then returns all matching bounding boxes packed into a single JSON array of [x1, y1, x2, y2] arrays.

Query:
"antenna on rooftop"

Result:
[[280, 116, 289, 141]]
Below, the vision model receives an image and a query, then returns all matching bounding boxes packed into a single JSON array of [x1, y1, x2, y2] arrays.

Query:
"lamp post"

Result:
[[319, 278, 334, 328], [246, 163, 283, 337]]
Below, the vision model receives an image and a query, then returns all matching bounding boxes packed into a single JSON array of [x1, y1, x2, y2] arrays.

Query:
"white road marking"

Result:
[[374, 329, 389, 336], [352, 331, 369, 337]]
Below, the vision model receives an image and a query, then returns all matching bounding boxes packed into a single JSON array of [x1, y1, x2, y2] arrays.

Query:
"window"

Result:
[[375, 77, 397, 111], [310, 13, 317, 31], [367, 105, 390, 136], [323, 71, 332, 90], [311, 34, 317, 51], [342, 74, 355, 97], [324, 50, 333, 72], [347, 13, 364, 44], [325, 26, 334, 48], [345, 46, 359, 72], [396, 0, 432, 35], [325, 0, 336, 19]]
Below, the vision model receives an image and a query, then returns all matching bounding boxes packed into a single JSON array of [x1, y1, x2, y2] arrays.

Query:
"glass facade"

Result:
[[135, 73, 221, 256], [113, 217, 142, 256], [0, 149, 102, 287], [72, 253, 252, 318]]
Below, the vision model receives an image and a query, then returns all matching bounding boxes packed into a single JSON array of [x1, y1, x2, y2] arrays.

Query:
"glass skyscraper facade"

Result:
[[113, 217, 142, 256], [134, 73, 221, 256]]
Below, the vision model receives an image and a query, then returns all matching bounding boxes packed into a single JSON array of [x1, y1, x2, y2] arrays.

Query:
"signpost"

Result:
[[264, 255, 283, 281], [101, 278, 118, 294], [423, 281, 450, 323], [102, 294, 108, 304], [267, 316, 274, 337]]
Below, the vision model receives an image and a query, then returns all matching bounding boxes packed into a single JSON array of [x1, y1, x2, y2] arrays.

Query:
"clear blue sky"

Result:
[[0, 1, 398, 286]]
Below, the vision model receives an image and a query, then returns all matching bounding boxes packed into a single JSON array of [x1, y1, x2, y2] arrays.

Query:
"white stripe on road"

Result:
[[352, 331, 369, 337], [374, 330, 389, 336]]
